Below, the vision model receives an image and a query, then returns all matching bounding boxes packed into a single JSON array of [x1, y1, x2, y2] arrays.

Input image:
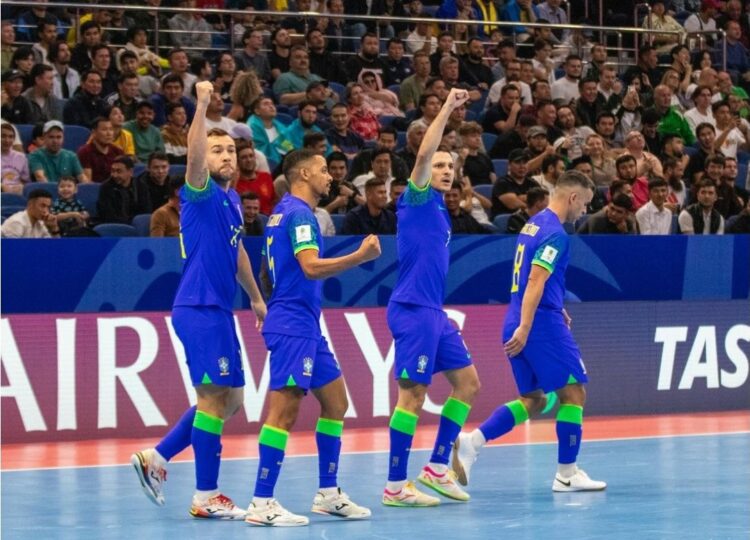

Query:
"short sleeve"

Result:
[[531, 232, 567, 274], [70, 153, 84, 176], [402, 179, 432, 206], [182, 176, 217, 203], [288, 209, 320, 255]]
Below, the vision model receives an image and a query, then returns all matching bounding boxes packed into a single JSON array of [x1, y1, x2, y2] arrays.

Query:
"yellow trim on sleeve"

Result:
[[531, 259, 554, 273], [293, 244, 320, 256], [185, 173, 212, 193], [407, 178, 431, 192]]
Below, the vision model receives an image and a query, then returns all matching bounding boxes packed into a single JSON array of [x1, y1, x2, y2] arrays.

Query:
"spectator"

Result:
[[346, 83, 380, 141], [165, 48, 198, 99], [429, 32, 458, 76], [413, 92, 443, 130], [679, 179, 725, 234], [614, 153, 650, 211], [192, 55, 214, 86], [0, 122, 30, 194], [107, 105, 136, 158], [160, 102, 189, 164], [532, 153, 565, 194], [491, 148, 540, 217], [241, 192, 265, 237], [97, 156, 152, 224], [349, 126, 410, 180], [168, 0, 212, 50], [727, 199, 750, 233], [487, 59, 532, 109], [383, 38, 413, 87], [584, 133, 617, 186], [22, 63, 64, 124], [488, 113, 536, 159], [623, 130, 664, 180], [720, 20, 750, 87], [460, 38, 493, 90], [31, 17, 59, 66], [443, 181, 486, 234], [325, 103, 364, 159], [150, 177, 184, 237], [635, 178, 673, 234], [557, 104, 595, 161], [1, 188, 59, 238], [714, 100, 749, 158], [89, 44, 118, 97], [105, 74, 142, 122], [577, 193, 637, 234], [1, 21, 16, 72], [358, 71, 403, 118], [235, 140, 276, 215], [641, 0, 685, 53], [500, 0, 539, 41], [341, 177, 397, 235], [235, 28, 271, 84], [9, 46, 34, 92], [593, 110, 620, 149], [386, 177, 408, 213], [1, 69, 32, 124], [536, 0, 568, 40], [70, 21, 102, 74], [685, 85, 717, 134], [715, 156, 748, 218], [247, 96, 294, 165], [227, 70, 263, 123], [351, 147, 395, 193], [51, 176, 90, 235], [507, 186, 550, 234], [120, 26, 167, 78], [483, 84, 521, 135], [405, 17, 437, 55], [346, 33, 387, 83], [77, 117, 125, 183], [28, 121, 87, 183], [458, 122, 495, 185], [138, 151, 173, 211], [132, 1, 171, 51], [597, 64, 623, 113], [119, 50, 160, 99], [63, 70, 107, 128], [48, 41, 80, 101], [396, 122, 426, 172], [551, 54, 583, 103], [684, 0, 720, 47], [151, 73, 196, 128], [203, 90, 238, 132], [123, 101, 166, 163], [399, 51, 431, 112], [306, 28, 347, 85], [315, 204, 337, 236], [663, 156, 689, 211], [268, 27, 292, 81], [318, 151, 364, 214], [273, 46, 323, 107], [685, 123, 720, 185]]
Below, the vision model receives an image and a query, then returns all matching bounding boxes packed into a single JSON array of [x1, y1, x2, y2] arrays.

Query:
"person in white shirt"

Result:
[[713, 100, 749, 159], [486, 59, 532, 109], [636, 178, 673, 234], [683, 0, 720, 47], [314, 206, 337, 236], [551, 54, 583, 104], [531, 153, 565, 195], [1, 189, 60, 238], [684, 85, 716, 134], [405, 19, 437, 55], [678, 179, 725, 234]]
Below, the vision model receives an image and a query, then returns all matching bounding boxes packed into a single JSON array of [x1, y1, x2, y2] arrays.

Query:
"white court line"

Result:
[[2, 430, 749, 474]]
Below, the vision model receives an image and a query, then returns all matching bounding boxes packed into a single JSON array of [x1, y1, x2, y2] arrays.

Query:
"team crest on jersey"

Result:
[[267, 213, 283, 227], [520, 223, 540, 236], [416, 355, 428, 374], [218, 357, 230, 376], [302, 357, 314, 376]]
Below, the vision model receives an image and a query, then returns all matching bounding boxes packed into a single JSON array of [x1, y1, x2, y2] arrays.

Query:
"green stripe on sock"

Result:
[[507, 399, 529, 425], [316, 418, 344, 438], [259, 424, 289, 450], [557, 404, 583, 425], [389, 407, 419, 435], [441, 397, 471, 426], [193, 410, 224, 435]]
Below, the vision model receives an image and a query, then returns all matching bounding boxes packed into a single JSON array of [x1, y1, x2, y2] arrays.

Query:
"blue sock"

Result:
[[388, 407, 418, 482], [191, 410, 224, 491], [556, 404, 583, 464], [155, 406, 196, 461], [254, 425, 288, 498], [316, 418, 343, 488], [429, 397, 471, 465], [479, 400, 529, 441]]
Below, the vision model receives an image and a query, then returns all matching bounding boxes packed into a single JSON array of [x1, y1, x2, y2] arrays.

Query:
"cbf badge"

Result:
[[416, 355, 428, 374], [218, 357, 230, 376], [303, 357, 314, 377]]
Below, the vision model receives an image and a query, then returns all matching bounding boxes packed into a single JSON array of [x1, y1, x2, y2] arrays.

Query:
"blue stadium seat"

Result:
[[22, 183, 57, 200], [131, 213, 152, 237], [77, 183, 101, 217], [482, 133, 497, 150], [275, 105, 291, 114], [738, 162, 748, 189], [133, 163, 147, 178], [492, 214, 510, 233], [329, 82, 346, 103], [15, 124, 34, 148], [93, 223, 138, 237], [396, 131, 406, 149], [1, 204, 25, 219], [736, 150, 749, 164], [276, 113, 294, 125], [331, 214, 345, 234], [2, 193, 27, 206], [473, 184, 493, 199], [492, 159, 508, 177], [387, 84, 400, 95], [63, 125, 91, 152], [421, 5, 439, 16], [379, 115, 398, 127], [170, 164, 187, 178], [671, 214, 680, 234], [468, 90, 487, 117], [464, 110, 477, 122]]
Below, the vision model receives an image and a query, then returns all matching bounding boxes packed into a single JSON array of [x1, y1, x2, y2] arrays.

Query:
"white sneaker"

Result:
[[245, 498, 309, 527], [130, 448, 166, 506], [451, 433, 478, 487], [382, 480, 441, 507], [417, 466, 470, 501], [552, 468, 607, 492], [189, 493, 246, 519], [311, 487, 372, 519]]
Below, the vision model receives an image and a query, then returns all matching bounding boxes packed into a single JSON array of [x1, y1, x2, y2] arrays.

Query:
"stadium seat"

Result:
[[482, 133, 497, 150], [77, 183, 101, 217], [131, 213, 152, 237], [170, 164, 187, 178], [2, 193, 27, 206], [464, 110, 477, 122], [468, 90, 487, 117], [133, 163, 147, 178], [331, 214, 345, 234], [421, 5, 439, 16], [379, 115, 398, 127], [276, 113, 294, 125], [473, 184, 493, 199], [387, 84, 400, 95], [1, 204, 26, 219], [15, 124, 34, 148], [492, 214, 511, 233], [396, 131, 406, 149], [329, 82, 346, 102], [736, 151, 749, 164], [22, 183, 57, 200], [492, 159, 508, 177], [63, 125, 91, 152], [93, 223, 138, 237]]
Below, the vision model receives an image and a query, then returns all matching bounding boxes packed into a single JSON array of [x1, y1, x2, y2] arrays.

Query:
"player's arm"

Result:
[[185, 80, 213, 190], [237, 241, 267, 329], [258, 256, 274, 301], [296, 235, 381, 280], [504, 264, 552, 357], [410, 88, 469, 188]]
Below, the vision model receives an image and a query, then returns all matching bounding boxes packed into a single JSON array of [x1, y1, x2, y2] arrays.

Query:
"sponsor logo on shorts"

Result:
[[416, 355, 428, 374], [303, 357, 314, 376], [218, 357, 230, 376]]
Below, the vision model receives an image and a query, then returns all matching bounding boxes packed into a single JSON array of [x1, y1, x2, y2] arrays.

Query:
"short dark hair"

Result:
[[27, 189, 53, 202], [542, 154, 564, 174], [168, 47, 188, 59], [80, 70, 102, 83], [695, 122, 716, 136], [37, 16, 57, 35], [126, 26, 148, 43], [615, 154, 637, 169], [526, 186, 549, 207], [609, 179, 629, 198], [90, 43, 110, 58], [611, 192, 633, 210], [361, 32, 378, 43], [648, 177, 668, 191], [113, 156, 135, 169], [283, 149, 320, 182], [30, 63, 53, 83], [162, 73, 184, 89], [148, 151, 170, 165], [79, 20, 101, 36], [241, 191, 260, 201], [90, 116, 111, 130], [327, 151, 347, 165], [387, 37, 404, 48], [391, 178, 408, 188], [556, 170, 594, 192], [450, 181, 463, 192], [136, 100, 155, 112], [378, 125, 398, 138], [695, 178, 717, 192], [704, 155, 726, 169], [364, 177, 386, 191], [711, 100, 730, 114], [118, 72, 138, 85], [371, 147, 392, 161], [298, 100, 317, 113], [47, 40, 68, 63], [302, 131, 326, 148], [165, 101, 186, 118]]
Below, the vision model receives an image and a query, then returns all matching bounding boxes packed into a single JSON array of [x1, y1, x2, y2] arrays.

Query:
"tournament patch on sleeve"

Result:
[[531, 234, 565, 273], [289, 212, 319, 255]]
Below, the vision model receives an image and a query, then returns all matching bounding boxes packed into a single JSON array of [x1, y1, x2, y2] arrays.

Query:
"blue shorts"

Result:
[[172, 306, 244, 388], [388, 302, 473, 385], [506, 333, 588, 395], [264, 333, 342, 392]]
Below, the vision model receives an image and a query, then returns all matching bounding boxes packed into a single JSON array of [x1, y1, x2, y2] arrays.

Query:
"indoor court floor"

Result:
[[2, 411, 749, 540]]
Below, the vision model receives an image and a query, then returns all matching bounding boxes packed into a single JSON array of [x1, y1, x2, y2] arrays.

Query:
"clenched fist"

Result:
[[358, 234, 382, 263], [195, 80, 214, 106]]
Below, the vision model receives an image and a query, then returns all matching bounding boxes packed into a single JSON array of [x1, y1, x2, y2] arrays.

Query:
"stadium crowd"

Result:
[[1, 0, 750, 238]]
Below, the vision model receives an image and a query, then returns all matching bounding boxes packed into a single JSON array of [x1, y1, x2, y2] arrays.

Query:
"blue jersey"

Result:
[[503, 208, 570, 341], [262, 193, 323, 338], [390, 180, 452, 310], [173, 179, 243, 312]]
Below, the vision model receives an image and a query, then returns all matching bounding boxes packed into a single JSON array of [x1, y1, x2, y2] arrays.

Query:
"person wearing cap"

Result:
[[28, 121, 88, 184], [305, 81, 337, 128], [23, 63, 64, 124], [491, 148, 541, 217], [1, 69, 33, 124], [63, 70, 108, 128], [272, 46, 324, 107], [123, 101, 166, 163], [524, 125, 556, 173], [685, 0, 721, 46], [97, 155, 152, 224]]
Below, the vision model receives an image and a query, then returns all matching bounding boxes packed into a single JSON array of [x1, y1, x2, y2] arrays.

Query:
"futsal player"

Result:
[[244, 149, 381, 527], [131, 80, 268, 518], [381, 88, 481, 508], [452, 170, 607, 492]]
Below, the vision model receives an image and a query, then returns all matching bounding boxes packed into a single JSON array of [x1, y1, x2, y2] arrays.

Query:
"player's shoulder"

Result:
[[523, 209, 567, 244]]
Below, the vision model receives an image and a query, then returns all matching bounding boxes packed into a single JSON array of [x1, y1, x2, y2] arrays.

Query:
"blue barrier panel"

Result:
[[1, 235, 748, 314]]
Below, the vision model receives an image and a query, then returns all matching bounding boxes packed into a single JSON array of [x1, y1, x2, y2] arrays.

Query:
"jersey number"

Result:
[[510, 244, 525, 293], [266, 236, 277, 288]]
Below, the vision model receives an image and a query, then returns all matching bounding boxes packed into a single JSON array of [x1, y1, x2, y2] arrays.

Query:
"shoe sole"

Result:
[[311, 506, 371, 519], [552, 480, 607, 493], [451, 438, 469, 487], [417, 475, 470, 502], [189, 508, 246, 520], [381, 496, 441, 507], [130, 453, 164, 507], [245, 518, 309, 527]]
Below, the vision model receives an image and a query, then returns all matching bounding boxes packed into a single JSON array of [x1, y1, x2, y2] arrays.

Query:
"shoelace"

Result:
[[209, 494, 235, 508]]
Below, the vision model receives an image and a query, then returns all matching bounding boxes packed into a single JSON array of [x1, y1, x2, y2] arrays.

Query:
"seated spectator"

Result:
[[701, 154, 727, 194], [9, 46, 34, 91], [306, 28, 347, 85], [346, 83, 381, 141], [227, 70, 264, 123], [315, 205, 337, 236], [727, 199, 750, 233], [491, 148, 540, 217], [684, 3, 718, 48], [507, 186, 550, 234], [346, 33, 387, 84], [383, 38, 414, 87], [77, 117, 125, 183], [623, 130, 664, 180], [532, 153, 565, 194], [716, 156, 748, 218], [63, 70, 108, 128], [304, 81, 337, 130], [405, 17, 437, 55], [635, 178, 673, 235], [118, 50, 160, 99], [458, 122, 495, 185], [684, 85, 717, 134], [714, 100, 749, 159], [460, 38, 494, 90], [302, 132, 330, 157], [685, 122, 721, 185], [577, 193, 637, 234], [89, 44, 119, 98], [247, 96, 294, 166], [641, 0, 685, 53], [622, 45, 661, 100], [352, 147, 395, 193], [0, 122, 30, 194], [325, 103, 365, 160], [268, 27, 292, 81], [318, 151, 364, 215], [150, 177, 184, 237], [615, 154, 650, 211], [396, 122, 426, 172], [663, 156, 689, 211], [500, 0, 539, 42], [235, 28, 271, 84], [151, 73, 196, 128], [1, 69, 33, 124], [235, 140, 277, 215], [349, 126, 410, 182], [97, 156, 152, 224], [1, 188, 60, 238], [105, 73, 142, 122], [272, 46, 323, 107], [138, 151, 173, 212], [359, 70, 404, 118], [70, 21, 103, 74], [399, 51, 431, 112], [719, 20, 750, 87], [120, 26, 168, 78], [168, 0, 212, 51], [241, 192, 265, 237], [105, 106, 136, 158], [15, 5, 63, 44], [28, 121, 88, 183], [444, 181, 487, 234], [23, 63, 64, 124], [341, 177, 397, 235], [483, 84, 522, 135], [557, 104, 595, 161], [488, 114, 536, 159], [203, 89, 237, 133], [584, 133, 617, 186], [678, 179, 725, 234], [123, 102, 166, 163], [386, 178, 408, 213], [51, 176, 90, 235], [413, 92, 443, 130], [160, 102, 189, 164], [551, 55, 583, 104], [287, 101, 329, 152], [1, 21, 14, 72]]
